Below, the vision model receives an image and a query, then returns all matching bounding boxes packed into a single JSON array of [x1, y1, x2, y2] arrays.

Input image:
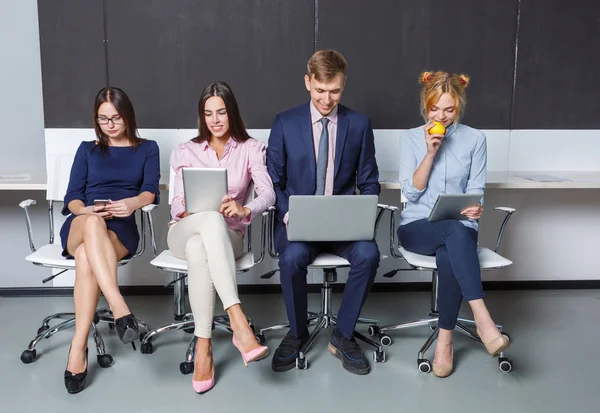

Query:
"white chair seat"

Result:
[[25, 244, 131, 269], [308, 253, 389, 269], [399, 246, 512, 270], [309, 253, 351, 268], [150, 249, 255, 272]]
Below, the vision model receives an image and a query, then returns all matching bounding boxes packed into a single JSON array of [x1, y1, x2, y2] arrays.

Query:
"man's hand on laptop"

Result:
[[220, 195, 251, 219]]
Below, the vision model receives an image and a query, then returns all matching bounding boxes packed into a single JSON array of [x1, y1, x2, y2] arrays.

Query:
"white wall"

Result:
[[23, 127, 599, 289], [0, 0, 45, 173]]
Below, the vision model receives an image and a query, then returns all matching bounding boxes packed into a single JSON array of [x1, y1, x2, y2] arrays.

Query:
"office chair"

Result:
[[139, 169, 270, 375], [257, 201, 390, 369], [19, 134, 152, 368], [369, 195, 515, 373]]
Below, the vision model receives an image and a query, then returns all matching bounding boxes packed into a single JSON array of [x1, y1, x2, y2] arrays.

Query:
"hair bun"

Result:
[[458, 74, 470, 86], [420, 71, 433, 83]]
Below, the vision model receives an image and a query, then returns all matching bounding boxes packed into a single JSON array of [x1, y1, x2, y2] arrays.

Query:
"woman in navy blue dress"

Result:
[[60, 87, 160, 394]]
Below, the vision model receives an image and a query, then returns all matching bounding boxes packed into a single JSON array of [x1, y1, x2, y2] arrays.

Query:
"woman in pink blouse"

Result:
[[168, 82, 274, 393]]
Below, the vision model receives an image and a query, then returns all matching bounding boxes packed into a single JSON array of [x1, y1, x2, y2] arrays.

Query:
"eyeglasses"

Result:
[[97, 116, 124, 125]]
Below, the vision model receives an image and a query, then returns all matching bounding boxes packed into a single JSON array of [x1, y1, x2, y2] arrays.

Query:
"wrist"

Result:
[[243, 207, 251, 218]]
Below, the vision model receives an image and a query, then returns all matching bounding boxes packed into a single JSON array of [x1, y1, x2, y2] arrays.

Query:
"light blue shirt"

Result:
[[399, 123, 487, 231]]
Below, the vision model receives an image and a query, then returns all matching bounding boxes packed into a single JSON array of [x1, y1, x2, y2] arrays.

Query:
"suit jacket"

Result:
[[267, 102, 380, 250]]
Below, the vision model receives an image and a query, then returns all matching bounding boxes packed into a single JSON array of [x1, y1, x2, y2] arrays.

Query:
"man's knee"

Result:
[[279, 243, 312, 274], [349, 241, 380, 275]]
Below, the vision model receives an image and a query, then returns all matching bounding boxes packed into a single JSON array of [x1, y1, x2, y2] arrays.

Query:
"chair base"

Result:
[[258, 268, 386, 370], [369, 314, 512, 373], [20, 307, 150, 368]]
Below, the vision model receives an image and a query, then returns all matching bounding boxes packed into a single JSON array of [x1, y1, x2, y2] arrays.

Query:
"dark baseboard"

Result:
[[1, 280, 599, 297]]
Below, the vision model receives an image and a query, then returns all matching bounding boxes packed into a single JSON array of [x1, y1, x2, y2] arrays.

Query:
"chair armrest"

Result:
[[493, 206, 516, 253], [264, 207, 279, 259], [19, 199, 37, 252], [142, 204, 159, 213], [382, 204, 404, 260], [141, 204, 159, 258], [19, 199, 36, 209], [250, 207, 273, 266]]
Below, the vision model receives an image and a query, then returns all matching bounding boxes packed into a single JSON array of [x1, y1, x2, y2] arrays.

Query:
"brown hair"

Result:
[[93, 87, 142, 153], [307, 49, 347, 81], [419, 71, 470, 123], [192, 81, 251, 144]]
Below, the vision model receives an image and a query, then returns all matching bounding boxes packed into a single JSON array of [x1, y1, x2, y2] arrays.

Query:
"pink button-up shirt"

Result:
[[170, 137, 276, 234], [283, 103, 338, 225]]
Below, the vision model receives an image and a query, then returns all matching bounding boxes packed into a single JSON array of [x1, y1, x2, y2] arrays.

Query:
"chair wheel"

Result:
[[502, 333, 511, 342], [97, 354, 113, 368], [296, 357, 308, 370], [498, 357, 513, 373], [20, 349, 36, 364], [373, 350, 386, 363], [180, 361, 194, 375], [418, 358, 431, 373], [37, 326, 49, 335], [140, 341, 154, 354], [184, 327, 195, 334], [368, 325, 379, 337], [380, 334, 392, 347], [256, 334, 266, 345], [108, 322, 115, 330]]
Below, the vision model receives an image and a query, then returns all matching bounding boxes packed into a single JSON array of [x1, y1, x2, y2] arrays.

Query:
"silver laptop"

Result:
[[428, 193, 482, 222], [287, 195, 379, 242], [182, 168, 228, 214]]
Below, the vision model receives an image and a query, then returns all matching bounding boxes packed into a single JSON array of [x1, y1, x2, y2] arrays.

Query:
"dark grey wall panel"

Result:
[[38, 0, 107, 127], [317, 0, 518, 129], [512, 0, 600, 129], [105, 0, 315, 129]]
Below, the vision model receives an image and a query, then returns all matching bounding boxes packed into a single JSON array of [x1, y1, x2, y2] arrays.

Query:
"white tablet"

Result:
[[428, 194, 483, 222], [182, 168, 228, 214]]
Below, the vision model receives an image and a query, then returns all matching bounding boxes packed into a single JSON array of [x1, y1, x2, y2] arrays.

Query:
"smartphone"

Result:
[[94, 199, 110, 207]]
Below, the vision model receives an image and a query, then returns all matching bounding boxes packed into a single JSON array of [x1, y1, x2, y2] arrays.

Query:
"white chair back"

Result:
[[45, 129, 97, 201]]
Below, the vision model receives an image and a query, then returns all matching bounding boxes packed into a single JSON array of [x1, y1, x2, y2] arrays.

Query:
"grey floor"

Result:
[[1, 289, 599, 413]]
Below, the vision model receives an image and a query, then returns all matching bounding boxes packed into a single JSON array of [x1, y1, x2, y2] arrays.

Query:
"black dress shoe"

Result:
[[114, 313, 139, 345], [64, 347, 88, 394], [328, 328, 370, 375], [271, 330, 309, 372]]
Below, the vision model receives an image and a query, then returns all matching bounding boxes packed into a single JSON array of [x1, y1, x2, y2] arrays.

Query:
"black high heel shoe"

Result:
[[114, 313, 139, 346], [64, 346, 88, 394]]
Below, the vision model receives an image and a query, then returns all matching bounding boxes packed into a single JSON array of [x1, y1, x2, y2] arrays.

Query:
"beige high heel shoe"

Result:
[[432, 348, 453, 378], [481, 334, 510, 356]]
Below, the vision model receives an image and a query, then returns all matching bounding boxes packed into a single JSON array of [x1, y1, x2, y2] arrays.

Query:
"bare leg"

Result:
[[469, 299, 504, 342], [194, 338, 214, 382], [226, 304, 262, 353], [67, 244, 100, 374], [433, 328, 454, 366], [67, 215, 130, 319]]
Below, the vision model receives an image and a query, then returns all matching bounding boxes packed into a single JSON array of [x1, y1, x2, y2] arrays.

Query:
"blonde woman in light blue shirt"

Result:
[[398, 71, 509, 378]]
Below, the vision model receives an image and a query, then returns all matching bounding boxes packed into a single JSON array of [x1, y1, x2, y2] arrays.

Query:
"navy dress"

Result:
[[60, 140, 161, 257]]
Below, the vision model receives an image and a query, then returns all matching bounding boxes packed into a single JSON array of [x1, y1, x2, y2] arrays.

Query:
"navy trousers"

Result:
[[397, 219, 484, 330], [277, 228, 379, 340]]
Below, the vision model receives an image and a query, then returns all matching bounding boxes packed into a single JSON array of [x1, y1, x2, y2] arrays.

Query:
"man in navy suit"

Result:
[[267, 50, 380, 375]]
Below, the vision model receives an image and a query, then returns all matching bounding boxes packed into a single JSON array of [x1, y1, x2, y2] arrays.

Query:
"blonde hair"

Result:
[[419, 71, 470, 123], [307, 50, 347, 81]]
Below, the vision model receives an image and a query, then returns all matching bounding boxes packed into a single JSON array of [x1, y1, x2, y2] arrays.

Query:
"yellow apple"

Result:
[[428, 121, 446, 135]]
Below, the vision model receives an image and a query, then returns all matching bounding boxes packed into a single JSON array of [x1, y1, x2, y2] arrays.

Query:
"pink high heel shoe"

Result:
[[232, 335, 269, 367], [192, 369, 215, 394], [192, 375, 214, 394]]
